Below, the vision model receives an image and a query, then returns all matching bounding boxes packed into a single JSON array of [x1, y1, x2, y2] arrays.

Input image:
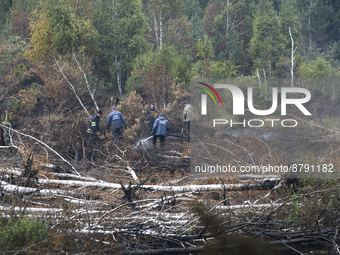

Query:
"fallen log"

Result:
[[122, 247, 203, 255], [51, 172, 98, 182], [37, 179, 263, 192], [0, 181, 74, 196], [0, 205, 101, 214]]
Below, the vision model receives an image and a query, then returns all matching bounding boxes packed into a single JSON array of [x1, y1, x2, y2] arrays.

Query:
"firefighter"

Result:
[[146, 103, 158, 131], [151, 113, 170, 149], [1, 111, 12, 146], [106, 106, 128, 144], [87, 110, 103, 146], [182, 101, 194, 135]]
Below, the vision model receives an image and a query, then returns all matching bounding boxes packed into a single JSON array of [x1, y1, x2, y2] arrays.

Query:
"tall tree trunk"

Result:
[[153, 4, 163, 51], [263, 68, 268, 101], [308, 0, 312, 53], [111, 0, 122, 97], [163, 87, 167, 108], [225, 0, 230, 55], [153, 11, 159, 49], [255, 68, 261, 86], [116, 54, 123, 98], [159, 10, 163, 50], [289, 27, 296, 87], [112, 0, 116, 23]]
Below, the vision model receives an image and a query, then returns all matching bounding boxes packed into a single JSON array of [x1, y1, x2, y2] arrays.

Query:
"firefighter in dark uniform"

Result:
[[87, 110, 103, 146], [151, 113, 170, 149], [106, 106, 128, 144], [146, 103, 158, 131], [1, 111, 12, 146]]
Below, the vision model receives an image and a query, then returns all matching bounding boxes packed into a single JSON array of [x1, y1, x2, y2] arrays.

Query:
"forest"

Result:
[[0, 0, 340, 254]]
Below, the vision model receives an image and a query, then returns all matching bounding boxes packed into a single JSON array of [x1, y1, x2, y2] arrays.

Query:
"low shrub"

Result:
[[0, 216, 52, 251]]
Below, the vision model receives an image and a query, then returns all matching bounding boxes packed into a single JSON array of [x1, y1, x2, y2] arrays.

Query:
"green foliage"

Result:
[[322, 116, 340, 130], [283, 179, 340, 226], [0, 35, 26, 70], [183, 0, 205, 42], [164, 16, 195, 56], [196, 34, 214, 62], [6, 0, 340, 91], [195, 34, 214, 77], [0, 216, 52, 251], [45, 0, 76, 55], [194, 33, 239, 78], [0, 0, 12, 31], [94, 0, 148, 92], [279, 0, 301, 49], [298, 57, 333, 78], [250, 0, 286, 73], [296, 0, 336, 50], [25, 0, 99, 63], [227, 31, 246, 68], [173, 53, 194, 84], [211, 0, 248, 50], [202, 0, 254, 74], [211, 60, 238, 78], [9, 85, 42, 117], [126, 44, 192, 106], [127, 44, 190, 92], [125, 72, 143, 95], [13, 69, 21, 77], [12, 0, 39, 12]]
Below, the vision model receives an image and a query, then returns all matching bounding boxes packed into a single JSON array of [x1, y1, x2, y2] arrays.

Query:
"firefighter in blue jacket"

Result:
[[151, 113, 170, 149], [87, 110, 103, 146], [106, 106, 128, 144]]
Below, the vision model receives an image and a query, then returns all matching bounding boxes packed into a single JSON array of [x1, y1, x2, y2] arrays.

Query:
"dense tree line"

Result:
[[1, 0, 340, 109]]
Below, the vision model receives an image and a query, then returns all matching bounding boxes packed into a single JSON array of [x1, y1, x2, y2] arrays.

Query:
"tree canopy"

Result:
[[0, 0, 339, 103]]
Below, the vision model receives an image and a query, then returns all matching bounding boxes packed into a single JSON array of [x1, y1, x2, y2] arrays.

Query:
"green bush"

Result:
[[13, 69, 21, 77], [0, 216, 51, 251]]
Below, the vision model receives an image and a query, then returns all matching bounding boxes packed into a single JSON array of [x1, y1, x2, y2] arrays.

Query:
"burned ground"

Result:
[[0, 74, 339, 254]]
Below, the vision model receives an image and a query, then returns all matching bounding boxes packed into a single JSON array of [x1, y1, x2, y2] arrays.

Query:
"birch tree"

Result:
[[289, 27, 297, 87], [143, 0, 182, 51]]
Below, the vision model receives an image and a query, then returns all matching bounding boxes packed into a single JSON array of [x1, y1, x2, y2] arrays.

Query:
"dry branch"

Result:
[[0, 124, 80, 176], [52, 54, 90, 117]]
